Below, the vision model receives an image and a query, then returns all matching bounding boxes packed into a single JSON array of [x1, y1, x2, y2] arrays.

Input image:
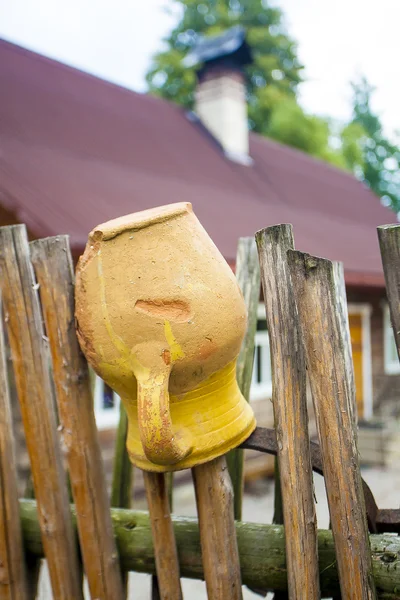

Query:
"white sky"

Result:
[[0, 0, 399, 137]]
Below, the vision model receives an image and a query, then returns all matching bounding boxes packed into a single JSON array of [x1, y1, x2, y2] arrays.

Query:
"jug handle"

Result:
[[136, 367, 192, 466]]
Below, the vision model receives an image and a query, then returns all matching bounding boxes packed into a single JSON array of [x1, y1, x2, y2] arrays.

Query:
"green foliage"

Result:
[[146, 2, 400, 208], [145, 0, 362, 171], [146, 0, 303, 130], [265, 98, 344, 168], [340, 121, 365, 172], [349, 77, 400, 213]]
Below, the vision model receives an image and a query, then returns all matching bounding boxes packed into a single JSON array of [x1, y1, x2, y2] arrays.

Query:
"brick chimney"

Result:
[[185, 26, 253, 165]]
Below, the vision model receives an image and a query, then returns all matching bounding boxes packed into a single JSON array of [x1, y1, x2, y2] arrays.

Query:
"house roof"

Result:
[[0, 38, 395, 287]]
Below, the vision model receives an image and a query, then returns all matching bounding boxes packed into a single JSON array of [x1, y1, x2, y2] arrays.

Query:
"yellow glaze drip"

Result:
[[164, 320, 185, 361], [124, 359, 255, 472], [98, 258, 192, 464]]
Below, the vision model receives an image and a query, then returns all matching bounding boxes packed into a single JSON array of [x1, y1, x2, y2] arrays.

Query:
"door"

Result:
[[348, 313, 364, 418]]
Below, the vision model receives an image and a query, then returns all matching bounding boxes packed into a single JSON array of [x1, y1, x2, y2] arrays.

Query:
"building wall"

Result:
[[347, 287, 400, 418]]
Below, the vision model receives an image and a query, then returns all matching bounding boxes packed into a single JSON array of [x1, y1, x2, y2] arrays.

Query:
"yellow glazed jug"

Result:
[[75, 202, 256, 472]]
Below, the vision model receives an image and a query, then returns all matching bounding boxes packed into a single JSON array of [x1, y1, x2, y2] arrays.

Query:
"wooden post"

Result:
[[378, 224, 400, 358], [0, 296, 28, 600], [151, 472, 174, 599], [255, 225, 320, 600], [30, 236, 124, 600], [226, 237, 260, 520], [333, 261, 357, 424], [111, 404, 133, 597], [0, 225, 83, 600], [143, 471, 183, 600], [192, 456, 243, 600], [234, 238, 261, 402], [288, 250, 377, 600], [19, 500, 400, 598]]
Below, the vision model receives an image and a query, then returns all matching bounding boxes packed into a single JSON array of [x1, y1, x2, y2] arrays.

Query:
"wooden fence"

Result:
[[0, 222, 400, 599]]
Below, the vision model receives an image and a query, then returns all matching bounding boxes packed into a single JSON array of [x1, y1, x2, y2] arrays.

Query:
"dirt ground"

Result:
[[37, 465, 399, 599]]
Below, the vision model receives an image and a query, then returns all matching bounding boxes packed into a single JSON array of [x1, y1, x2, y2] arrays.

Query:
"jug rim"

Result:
[[90, 202, 192, 241]]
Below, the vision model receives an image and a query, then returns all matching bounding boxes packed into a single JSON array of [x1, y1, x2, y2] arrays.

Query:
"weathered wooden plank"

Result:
[[226, 237, 260, 521], [255, 225, 320, 600], [235, 237, 261, 401], [0, 225, 83, 600], [378, 224, 400, 360], [151, 472, 174, 599], [0, 296, 28, 600], [143, 471, 182, 600], [329, 264, 350, 600], [271, 461, 287, 600], [19, 499, 400, 598], [110, 403, 133, 598], [30, 235, 124, 600], [288, 250, 376, 600], [333, 261, 357, 424], [192, 456, 243, 600]]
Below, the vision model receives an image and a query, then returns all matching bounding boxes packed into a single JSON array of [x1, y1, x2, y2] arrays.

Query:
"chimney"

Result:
[[184, 26, 253, 165]]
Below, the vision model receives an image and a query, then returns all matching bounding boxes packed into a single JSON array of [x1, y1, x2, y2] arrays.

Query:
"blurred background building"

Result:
[[1, 0, 400, 486]]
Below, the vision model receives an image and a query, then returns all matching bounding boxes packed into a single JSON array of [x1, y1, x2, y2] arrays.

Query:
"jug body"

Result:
[[75, 202, 256, 471]]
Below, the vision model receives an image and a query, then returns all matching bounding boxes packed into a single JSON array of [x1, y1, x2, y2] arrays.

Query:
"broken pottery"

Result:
[[75, 202, 255, 471]]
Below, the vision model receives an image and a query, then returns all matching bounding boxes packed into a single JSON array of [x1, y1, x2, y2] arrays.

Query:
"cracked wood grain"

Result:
[[378, 224, 400, 362], [0, 225, 83, 600], [193, 456, 243, 600], [256, 225, 320, 600], [30, 235, 124, 600], [143, 471, 182, 600], [288, 250, 377, 600], [226, 237, 260, 521]]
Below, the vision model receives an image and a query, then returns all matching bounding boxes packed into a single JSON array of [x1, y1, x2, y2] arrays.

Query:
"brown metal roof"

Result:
[[0, 39, 395, 286]]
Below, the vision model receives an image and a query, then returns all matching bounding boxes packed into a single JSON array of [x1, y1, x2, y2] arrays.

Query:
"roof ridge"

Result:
[[0, 36, 181, 112], [0, 38, 376, 192], [249, 129, 367, 183]]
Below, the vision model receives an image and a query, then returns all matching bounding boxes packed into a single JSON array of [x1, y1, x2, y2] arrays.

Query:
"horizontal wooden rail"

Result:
[[20, 500, 400, 598]]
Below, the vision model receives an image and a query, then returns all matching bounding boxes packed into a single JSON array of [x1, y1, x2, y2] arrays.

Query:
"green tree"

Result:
[[263, 97, 367, 172], [147, 2, 390, 181], [265, 98, 341, 168], [349, 77, 400, 213], [146, 0, 303, 132]]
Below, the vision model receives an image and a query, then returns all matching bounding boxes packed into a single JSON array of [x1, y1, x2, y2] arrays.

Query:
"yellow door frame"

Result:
[[348, 303, 373, 419]]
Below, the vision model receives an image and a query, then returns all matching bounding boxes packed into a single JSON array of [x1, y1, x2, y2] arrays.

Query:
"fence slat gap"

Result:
[[227, 237, 260, 521], [255, 225, 320, 600], [30, 235, 124, 600], [287, 249, 377, 600], [111, 405, 133, 510]]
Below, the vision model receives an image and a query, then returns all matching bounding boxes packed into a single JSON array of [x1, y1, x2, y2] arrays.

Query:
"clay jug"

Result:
[[75, 202, 255, 471]]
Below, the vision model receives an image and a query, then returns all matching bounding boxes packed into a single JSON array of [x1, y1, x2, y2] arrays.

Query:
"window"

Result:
[[94, 376, 121, 429], [250, 304, 273, 400], [384, 304, 400, 374]]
